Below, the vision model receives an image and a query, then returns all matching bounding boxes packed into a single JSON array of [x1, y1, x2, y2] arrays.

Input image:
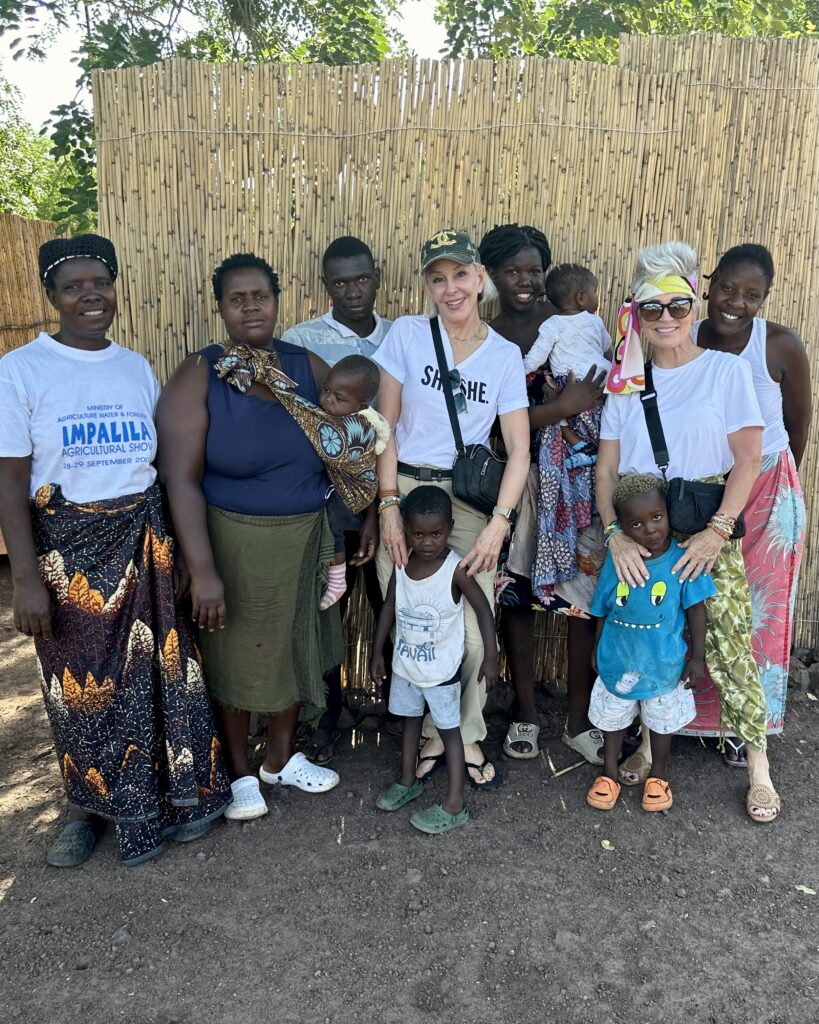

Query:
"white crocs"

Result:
[[224, 776, 269, 820], [259, 752, 339, 793]]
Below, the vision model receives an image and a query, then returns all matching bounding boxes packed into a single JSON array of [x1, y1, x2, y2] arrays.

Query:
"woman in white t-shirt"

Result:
[[0, 235, 229, 868], [595, 241, 779, 824], [374, 229, 530, 788]]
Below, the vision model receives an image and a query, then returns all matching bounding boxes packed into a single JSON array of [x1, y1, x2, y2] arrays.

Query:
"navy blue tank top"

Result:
[[200, 341, 329, 516]]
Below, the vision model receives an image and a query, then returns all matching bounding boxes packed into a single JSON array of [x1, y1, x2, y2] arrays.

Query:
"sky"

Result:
[[1, 1, 447, 128]]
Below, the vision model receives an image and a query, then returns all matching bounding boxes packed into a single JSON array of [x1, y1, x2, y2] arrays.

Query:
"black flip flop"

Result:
[[306, 727, 342, 766], [415, 750, 446, 780], [465, 758, 503, 790]]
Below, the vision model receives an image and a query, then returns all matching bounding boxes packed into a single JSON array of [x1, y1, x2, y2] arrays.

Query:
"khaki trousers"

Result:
[[376, 474, 495, 745]]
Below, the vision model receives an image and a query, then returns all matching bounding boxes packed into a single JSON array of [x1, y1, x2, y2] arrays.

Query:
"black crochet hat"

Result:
[[39, 233, 119, 284]]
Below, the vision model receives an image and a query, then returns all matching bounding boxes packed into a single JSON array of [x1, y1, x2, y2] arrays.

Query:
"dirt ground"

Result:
[[1, 559, 818, 1024]]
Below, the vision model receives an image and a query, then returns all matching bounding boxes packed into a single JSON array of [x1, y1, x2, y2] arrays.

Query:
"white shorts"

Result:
[[588, 677, 696, 736], [388, 673, 461, 731]]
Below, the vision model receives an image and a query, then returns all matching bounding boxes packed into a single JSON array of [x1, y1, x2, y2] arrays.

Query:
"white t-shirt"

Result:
[[600, 348, 763, 478], [373, 315, 528, 468], [0, 332, 160, 501], [523, 310, 611, 377]]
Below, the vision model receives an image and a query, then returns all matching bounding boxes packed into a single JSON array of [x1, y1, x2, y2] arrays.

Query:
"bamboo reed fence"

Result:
[[90, 34, 819, 680], [0, 212, 58, 356]]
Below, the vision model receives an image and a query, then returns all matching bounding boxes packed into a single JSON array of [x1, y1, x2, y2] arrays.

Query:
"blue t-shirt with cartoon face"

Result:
[[589, 540, 717, 700]]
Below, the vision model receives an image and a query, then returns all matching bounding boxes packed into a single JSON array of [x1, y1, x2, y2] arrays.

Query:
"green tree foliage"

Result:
[[434, 1, 817, 62], [0, 69, 69, 223], [0, 0, 403, 230]]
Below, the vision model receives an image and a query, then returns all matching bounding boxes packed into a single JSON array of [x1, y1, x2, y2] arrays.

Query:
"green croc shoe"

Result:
[[410, 803, 469, 835], [376, 779, 424, 812], [46, 820, 99, 868]]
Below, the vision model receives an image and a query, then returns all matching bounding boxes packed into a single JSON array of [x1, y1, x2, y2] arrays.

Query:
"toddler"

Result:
[[586, 474, 717, 813], [370, 486, 498, 835], [524, 262, 611, 386], [318, 355, 387, 609], [523, 265, 612, 601]]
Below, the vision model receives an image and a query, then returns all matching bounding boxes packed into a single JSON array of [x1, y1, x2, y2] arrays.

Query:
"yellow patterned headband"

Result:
[[632, 274, 697, 303]]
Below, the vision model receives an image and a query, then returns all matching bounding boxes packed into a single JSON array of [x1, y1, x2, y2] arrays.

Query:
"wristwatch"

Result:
[[491, 505, 517, 526]]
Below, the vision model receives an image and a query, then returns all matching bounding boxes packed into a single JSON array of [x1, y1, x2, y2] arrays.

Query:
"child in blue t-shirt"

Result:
[[586, 474, 717, 813]]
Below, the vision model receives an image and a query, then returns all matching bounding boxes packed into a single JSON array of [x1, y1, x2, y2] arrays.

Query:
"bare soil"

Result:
[[1, 558, 818, 1024]]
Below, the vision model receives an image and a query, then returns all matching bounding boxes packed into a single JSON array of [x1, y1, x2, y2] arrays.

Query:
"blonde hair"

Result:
[[631, 241, 699, 293], [613, 473, 666, 515]]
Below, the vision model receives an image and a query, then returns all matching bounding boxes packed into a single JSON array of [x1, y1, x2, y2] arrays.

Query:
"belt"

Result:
[[397, 461, 453, 482]]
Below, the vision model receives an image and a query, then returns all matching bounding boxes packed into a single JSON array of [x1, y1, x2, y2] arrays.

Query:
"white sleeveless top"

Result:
[[693, 317, 789, 456], [393, 549, 464, 687]]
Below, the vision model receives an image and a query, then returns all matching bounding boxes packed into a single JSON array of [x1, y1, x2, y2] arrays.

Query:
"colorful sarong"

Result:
[[532, 376, 600, 600], [681, 449, 805, 737], [215, 344, 384, 514], [32, 483, 230, 865]]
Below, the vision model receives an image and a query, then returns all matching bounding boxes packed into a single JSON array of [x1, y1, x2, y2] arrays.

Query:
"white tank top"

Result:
[[393, 549, 464, 687], [693, 317, 789, 455]]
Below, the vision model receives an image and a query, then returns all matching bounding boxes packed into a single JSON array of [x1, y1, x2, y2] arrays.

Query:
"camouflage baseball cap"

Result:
[[420, 229, 481, 271]]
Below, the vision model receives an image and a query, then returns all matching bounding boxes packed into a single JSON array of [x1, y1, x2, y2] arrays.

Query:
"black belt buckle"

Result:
[[417, 467, 435, 481]]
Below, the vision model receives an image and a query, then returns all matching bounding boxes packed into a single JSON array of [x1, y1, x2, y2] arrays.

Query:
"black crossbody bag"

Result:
[[430, 315, 505, 516], [640, 361, 745, 539]]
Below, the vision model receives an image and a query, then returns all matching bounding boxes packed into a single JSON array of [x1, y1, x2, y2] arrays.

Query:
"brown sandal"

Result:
[[586, 775, 621, 811], [746, 784, 780, 824], [618, 750, 652, 787], [642, 777, 672, 812]]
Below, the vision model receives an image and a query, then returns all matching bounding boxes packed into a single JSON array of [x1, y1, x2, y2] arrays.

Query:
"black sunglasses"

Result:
[[637, 297, 694, 322], [448, 368, 468, 415]]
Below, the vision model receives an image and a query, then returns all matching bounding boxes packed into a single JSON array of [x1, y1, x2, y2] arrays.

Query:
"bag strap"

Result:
[[430, 315, 466, 455], [639, 361, 669, 481]]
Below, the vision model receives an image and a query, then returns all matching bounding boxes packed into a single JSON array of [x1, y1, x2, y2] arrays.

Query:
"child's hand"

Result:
[[370, 653, 386, 696], [682, 658, 706, 689], [590, 646, 598, 676], [478, 657, 499, 691]]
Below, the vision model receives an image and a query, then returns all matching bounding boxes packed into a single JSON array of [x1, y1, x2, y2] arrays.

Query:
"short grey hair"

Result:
[[631, 241, 699, 293]]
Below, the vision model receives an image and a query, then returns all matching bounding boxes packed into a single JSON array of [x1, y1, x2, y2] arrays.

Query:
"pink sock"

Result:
[[320, 563, 347, 610]]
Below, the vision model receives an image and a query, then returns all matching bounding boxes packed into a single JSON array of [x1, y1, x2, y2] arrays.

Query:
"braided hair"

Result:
[[478, 224, 552, 272], [612, 473, 666, 515]]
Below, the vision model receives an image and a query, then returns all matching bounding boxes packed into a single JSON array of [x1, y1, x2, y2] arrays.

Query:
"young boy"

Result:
[[317, 354, 389, 609], [370, 486, 499, 834], [586, 474, 717, 813]]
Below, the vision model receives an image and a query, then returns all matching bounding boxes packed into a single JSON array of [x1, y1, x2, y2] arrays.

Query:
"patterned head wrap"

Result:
[[605, 274, 698, 395], [632, 274, 698, 303], [39, 234, 119, 284]]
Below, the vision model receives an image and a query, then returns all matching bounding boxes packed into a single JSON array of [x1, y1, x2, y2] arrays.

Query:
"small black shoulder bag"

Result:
[[430, 315, 505, 516]]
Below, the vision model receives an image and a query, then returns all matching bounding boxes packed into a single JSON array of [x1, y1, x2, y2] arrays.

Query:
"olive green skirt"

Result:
[[199, 505, 342, 721]]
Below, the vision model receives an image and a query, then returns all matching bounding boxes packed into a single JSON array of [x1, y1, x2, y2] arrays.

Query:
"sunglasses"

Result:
[[637, 297, 694, 322], [448, 368, 468, 415]]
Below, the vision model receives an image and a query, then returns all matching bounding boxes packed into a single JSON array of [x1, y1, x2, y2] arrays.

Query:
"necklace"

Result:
[[448, 323, 487, 346]]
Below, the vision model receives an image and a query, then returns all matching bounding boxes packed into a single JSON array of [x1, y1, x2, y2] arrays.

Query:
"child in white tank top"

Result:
[[370, 486, 498, 835]]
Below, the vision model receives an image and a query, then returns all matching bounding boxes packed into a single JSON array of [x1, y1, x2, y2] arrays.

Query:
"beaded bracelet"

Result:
[[377, 496, 401, 515], [706, 520, 731, 541], [604, 524, 623, 547]]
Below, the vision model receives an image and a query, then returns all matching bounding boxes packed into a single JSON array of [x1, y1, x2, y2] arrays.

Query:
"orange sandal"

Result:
[[586, 775, 621, 811], [642, 777, 672, 812]]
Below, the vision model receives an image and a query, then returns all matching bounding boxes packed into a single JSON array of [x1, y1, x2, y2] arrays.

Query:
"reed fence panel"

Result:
[[0, 212, 57, 356], [92, 35, 819, 677]]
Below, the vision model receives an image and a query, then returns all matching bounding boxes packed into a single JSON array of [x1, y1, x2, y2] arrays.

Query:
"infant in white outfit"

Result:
[[523, 263, 612, 378]]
